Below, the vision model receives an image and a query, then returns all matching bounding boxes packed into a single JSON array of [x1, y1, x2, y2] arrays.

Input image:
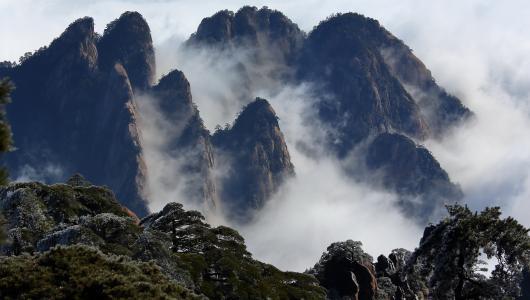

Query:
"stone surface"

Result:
[[212, 98, 294, 221]]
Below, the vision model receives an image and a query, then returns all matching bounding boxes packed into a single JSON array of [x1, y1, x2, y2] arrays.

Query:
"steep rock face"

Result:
[[328, 13, 471, 134], [298, 13, 471, 150], [149, 70, 218, 209], [212, 98, 294, 221], [189, 6, 304, 66], [296, 14, 468, 220], [298, 14, 429, 157], [187, 6, 305, 107], [1, 12, 154, 215], [366, 133, 463, 219], [97, 11, 156, 90]]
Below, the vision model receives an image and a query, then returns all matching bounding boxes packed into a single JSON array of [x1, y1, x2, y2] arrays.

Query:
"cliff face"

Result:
[[298, 14, 430, 157], [212, 98, 294, 221], [149, 70, 218, 210], [188, 6, 304, 66], [97, 11, 156, 90], [1, 8, 471, 222], [317, 13, 472, 134], [187, 9, 469, 221], [1, 12, 153, 215], [366, 133, 463, 220], [187, 6, 305, 105]]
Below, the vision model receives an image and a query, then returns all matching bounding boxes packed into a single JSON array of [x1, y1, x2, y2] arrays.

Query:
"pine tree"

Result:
[[407, 205, 530, 299]]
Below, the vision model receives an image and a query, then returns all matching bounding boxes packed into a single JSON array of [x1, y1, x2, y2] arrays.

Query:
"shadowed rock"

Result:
[[212, 98, 294, 222], [0, 12, 154, 216], [366, 133, 463, 220]]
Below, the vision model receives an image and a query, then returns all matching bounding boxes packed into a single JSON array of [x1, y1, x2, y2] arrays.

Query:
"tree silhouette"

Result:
[[408, 205, 530, 299]]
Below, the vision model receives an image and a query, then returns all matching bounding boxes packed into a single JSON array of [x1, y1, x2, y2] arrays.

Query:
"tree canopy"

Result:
[[407, 205, 530, 299]]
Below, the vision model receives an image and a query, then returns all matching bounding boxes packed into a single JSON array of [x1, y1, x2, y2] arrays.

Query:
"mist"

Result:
[[3, 0, 530, 271], [144, 38, 424, 271]]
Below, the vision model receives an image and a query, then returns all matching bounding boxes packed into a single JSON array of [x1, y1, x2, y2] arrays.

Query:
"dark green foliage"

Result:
[[148, 202, 326, 299], [407, 205, 530, 299], [0, 79, 13, 186], [1, 182, 325, 299], [0, 245, 200, 299]]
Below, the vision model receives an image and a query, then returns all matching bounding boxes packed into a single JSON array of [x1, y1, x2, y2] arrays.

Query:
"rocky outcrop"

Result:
[[188, 6, 304, 66], [298, 13, 471, 149], [212, 98, 294, 221], [187, 6, 305, 106], [149, 70, 218, 210], [1, 12, 154, 216], [310, 240, 378, 300], [97, 11, 155, 90], [298, 14, 430, 157], [311, 241, 425, 300], [366, 133, 463, 220]]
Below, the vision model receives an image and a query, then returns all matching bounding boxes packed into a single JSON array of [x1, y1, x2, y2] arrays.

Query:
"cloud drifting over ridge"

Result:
[[3, 0, 530, 269]]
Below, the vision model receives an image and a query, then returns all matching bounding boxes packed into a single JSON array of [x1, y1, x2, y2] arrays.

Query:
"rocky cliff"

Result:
[[212, 98, 294, 221], [187, 9, 471, 221], [149, 70, 218, 210], [1, 8, 472, 222], [366, 133, 463, 220], [0, 13, 152, 216]]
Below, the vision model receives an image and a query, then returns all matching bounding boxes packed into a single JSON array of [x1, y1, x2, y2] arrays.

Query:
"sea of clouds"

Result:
[[2, 0, 530, 272]]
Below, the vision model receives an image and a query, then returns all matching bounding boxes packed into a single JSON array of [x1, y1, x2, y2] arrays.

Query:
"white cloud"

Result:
[[4, 0, 530, 270]]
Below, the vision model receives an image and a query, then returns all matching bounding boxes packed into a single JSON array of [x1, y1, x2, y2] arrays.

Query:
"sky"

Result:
[[2, 0, 530, 271]]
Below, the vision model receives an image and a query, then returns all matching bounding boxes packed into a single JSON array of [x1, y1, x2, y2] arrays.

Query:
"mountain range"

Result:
[[2, 6, 530, 300], [0, 7, 468, 223]]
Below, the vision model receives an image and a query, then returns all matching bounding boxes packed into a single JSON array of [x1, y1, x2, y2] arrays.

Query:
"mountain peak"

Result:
[[103, 11, 148, 34], [98, 11, 155, 89], [212, 98, 293, 222], [231, 97, 278, 134], [60, 17, 95, 40], [155, 70, 190, 95]]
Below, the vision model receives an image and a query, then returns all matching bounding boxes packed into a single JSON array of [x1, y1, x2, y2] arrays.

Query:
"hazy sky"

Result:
[[2, 0, 530, 271]]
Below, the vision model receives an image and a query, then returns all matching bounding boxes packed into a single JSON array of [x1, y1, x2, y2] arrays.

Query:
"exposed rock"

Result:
[[97, 11, 155, 90], [187, 6, 305, 107], [189, 6, 304, 66], [310, 240, 378, 300], [366, 133, 463, 220], [298, 13, 429, 157], [1, 12, 154, 216], [212, 98, 294, 221], [149, 70, 218, 209]]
